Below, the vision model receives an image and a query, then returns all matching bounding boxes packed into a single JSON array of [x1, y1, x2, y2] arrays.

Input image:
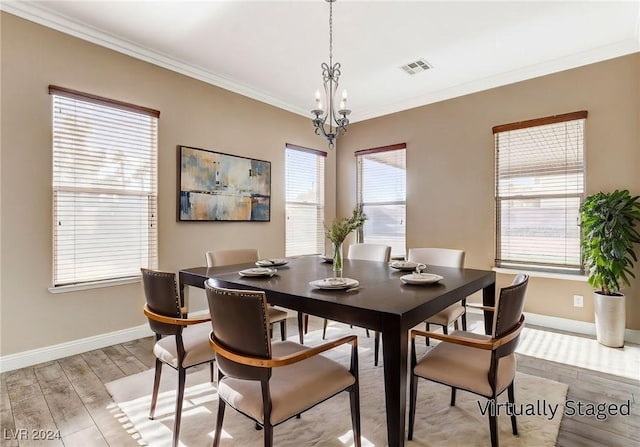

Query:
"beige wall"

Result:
[[0, 13, 335, 356], [338, 53, 640, 330], [2, 12, 639, 359]]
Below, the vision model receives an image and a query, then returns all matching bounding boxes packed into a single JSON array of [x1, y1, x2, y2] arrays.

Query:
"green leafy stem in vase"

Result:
[[326, 208, 366, 276], [325, 208, 367, 246]]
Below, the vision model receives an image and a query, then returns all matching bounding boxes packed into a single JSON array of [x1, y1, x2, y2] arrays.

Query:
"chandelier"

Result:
[[311, 0, 351, 149]]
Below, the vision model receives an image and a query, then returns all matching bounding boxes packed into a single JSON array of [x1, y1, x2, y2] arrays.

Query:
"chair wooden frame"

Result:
[[407, 274, 528, 447], [206, 284, 362, 447], [141, 270, 215, 447]]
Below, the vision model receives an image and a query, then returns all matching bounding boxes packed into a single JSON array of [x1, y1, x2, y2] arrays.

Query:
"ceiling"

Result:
[[3, 1, 640, 123]]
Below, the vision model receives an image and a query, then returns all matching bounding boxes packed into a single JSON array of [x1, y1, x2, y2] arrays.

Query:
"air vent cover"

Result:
[[400, 59, 433, 75]]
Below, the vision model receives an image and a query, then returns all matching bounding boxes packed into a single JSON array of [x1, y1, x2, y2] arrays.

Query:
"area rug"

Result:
[[106, 328, 568, 447]]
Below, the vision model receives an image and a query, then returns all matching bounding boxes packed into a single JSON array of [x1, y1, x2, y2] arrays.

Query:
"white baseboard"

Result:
[[0, 324, 154, 373], [0, 310, 211, 373], [522, 312, 640, 345], [467, 307, 640, 345]]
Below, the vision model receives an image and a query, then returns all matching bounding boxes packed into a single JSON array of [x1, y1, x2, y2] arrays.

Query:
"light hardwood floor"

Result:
[[1, 317, 638, 447]]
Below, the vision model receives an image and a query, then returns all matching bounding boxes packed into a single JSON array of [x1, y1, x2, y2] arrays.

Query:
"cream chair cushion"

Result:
[[407, 248, 465, 268], [425, 303, 465, 326], [218, 341, 356, 425], [268, 307, 288, 323], [205, 248, 259, 267], [413, 331, 516, 397], [347, 243, 391, 262], [154, 322, 214, 368]]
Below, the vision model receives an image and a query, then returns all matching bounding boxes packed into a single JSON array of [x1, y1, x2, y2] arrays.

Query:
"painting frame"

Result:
[[177, 145, 271, 222]]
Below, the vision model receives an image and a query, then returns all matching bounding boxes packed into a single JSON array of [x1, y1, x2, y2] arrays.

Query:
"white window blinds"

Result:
[[50, 86, 159, 286], [356, 144, 406, 258], [285, 144, 326, 257], [494, 111, 587, 272]]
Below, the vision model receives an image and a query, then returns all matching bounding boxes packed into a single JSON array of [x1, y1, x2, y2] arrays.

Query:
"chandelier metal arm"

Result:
[[310, 0, 350, 149]]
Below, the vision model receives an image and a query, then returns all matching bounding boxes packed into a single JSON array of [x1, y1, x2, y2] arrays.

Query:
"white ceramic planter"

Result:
[[593, 291, 626, 347]]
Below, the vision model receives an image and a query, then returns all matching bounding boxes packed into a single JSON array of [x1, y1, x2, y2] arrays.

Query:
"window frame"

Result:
[[355, 143, 407, 258], [49, 85, 159, 291], [493, 110, 587, 274], [284, 143, 326, 257]]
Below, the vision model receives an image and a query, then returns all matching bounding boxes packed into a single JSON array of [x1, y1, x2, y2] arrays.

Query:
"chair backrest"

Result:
[[407, 247, 465, 268], [347, 243, 391, 262], [141, 268, 182, 336], [205, 248, 259, 267], [492, 273, 529, 355], [511, 272, 528, 286], [205, 280, 272, 381]]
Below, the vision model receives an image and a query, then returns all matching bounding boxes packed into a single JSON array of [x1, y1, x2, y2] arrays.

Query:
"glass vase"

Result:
[[332, 241, 344, 278]]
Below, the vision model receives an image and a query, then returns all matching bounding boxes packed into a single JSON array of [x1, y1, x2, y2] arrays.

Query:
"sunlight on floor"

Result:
[[516, 326, 640, 380], [338, 429, 374, 446]]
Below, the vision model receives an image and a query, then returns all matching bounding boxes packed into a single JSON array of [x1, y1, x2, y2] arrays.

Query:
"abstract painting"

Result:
[[178, 145, 271, 221]]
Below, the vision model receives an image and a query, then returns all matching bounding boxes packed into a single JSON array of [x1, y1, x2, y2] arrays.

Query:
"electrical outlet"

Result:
[[573, 295, 584, 308]]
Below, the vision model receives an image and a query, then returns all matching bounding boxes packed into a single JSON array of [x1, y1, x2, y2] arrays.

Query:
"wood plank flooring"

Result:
[[1, 318, 638, 447]]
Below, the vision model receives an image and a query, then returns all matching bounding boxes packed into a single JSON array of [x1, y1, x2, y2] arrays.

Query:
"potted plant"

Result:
[[325, 208, 366, 278], [580, 189, 640, 347]]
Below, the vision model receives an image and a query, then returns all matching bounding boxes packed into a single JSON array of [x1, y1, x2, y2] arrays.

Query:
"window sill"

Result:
[[48, 277, 141, 294], [493, 267, 587, 282]]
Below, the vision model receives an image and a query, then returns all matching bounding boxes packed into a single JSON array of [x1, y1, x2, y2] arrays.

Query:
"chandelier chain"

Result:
[[329, 0, 333, 67]]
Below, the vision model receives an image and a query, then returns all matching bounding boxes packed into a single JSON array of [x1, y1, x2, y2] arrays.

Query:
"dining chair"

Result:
[[408, 273, 529, 447], [347, 243, 392, 262], [140, 268, 216, 447], [407, 247, 466, 345], [205, 248, 289, 341], [322, 243, 391, 367], [205, 281, 362, 447]]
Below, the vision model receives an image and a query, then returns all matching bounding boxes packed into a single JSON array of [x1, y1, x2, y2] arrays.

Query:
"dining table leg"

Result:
[[482, 282, 496, 335], [297, 311, 305, 344], [381, 316, 408, 447], [177, 275, 188, 318]]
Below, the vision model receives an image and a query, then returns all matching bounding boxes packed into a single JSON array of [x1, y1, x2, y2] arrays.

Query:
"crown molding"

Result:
[[0, 1, 309, 118], [2, 1, 639, 125], [355, 38, 640, 123]]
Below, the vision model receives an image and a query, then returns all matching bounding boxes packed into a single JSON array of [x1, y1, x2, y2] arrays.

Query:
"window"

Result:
[[50, 86, 159, 287], [356, 143, 406, 258], [494, 111, 587, 273], [285, 143, 326, 256]]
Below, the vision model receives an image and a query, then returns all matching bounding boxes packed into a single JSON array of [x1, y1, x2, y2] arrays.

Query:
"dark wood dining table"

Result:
[[179, 255, 496, 447]]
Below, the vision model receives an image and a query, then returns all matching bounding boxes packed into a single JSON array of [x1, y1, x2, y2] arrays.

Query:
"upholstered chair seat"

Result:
[[268, 307, 289, 328], [153, 323, 215, 369], [217, 341, 356, 425], [412, 331, 516, 397], [422, 303, 466, 327]]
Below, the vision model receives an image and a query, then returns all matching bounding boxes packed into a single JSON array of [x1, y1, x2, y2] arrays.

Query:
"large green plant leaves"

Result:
[[580, 190, 640, 295]]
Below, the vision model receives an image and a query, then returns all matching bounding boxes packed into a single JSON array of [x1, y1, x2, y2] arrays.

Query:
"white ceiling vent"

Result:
[[400, 59, 433, 75]]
